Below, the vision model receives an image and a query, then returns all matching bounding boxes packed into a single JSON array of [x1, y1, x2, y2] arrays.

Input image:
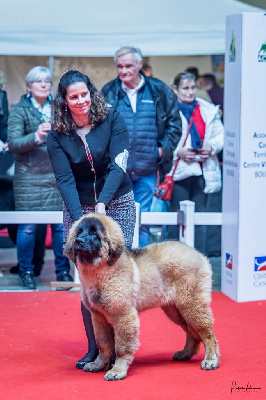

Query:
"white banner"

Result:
[[222, 13, 266, 302]]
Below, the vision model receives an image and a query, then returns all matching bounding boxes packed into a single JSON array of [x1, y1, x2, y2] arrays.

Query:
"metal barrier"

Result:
[[140, 200, 222, 248], [0, 200, 223, 287]]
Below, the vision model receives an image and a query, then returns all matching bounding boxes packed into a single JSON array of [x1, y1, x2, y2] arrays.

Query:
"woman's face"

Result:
[[27, 74, 52, 102], [65, 82, 91, 120], [174, 79, 196, 104]]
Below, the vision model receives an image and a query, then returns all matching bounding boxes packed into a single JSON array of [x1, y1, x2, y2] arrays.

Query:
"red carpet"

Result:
[[0, 292, 265, 400]]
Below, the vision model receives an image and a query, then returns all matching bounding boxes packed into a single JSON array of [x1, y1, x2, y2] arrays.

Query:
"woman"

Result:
[[168, 72, 224, 253], [47, 70, 136, 369], [7, 66, 72, 290]]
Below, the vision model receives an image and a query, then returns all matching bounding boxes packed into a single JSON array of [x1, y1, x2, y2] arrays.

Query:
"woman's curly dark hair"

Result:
[[52, 70, 108, 133]]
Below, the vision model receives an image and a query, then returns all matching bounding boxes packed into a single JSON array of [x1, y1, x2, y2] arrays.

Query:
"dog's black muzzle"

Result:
[[74, 230, 102, 259]]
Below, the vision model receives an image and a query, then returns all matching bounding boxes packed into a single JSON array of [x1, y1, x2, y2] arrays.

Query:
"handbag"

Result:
[[154, 163, 177, 201], [154, 113, 194, 201]]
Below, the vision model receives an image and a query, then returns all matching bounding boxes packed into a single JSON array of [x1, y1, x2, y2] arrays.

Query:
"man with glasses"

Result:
[[102, 46, 181, 247]]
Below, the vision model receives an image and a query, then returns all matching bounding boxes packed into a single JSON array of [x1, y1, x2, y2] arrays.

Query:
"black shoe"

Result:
[[108, 351, 116, 370], [33, 265, 43, 277], [20, 272, 36, 290], [76, 350, 99, 369], [56, 271, 74, 291], [56, 271, 74, 282], [10, 265, 19, 274]]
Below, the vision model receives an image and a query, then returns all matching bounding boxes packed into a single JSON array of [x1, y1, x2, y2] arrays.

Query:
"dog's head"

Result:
[[64, 214, 125, 266]]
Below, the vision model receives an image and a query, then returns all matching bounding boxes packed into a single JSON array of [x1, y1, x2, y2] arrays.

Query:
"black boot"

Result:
[[32, 224, 47, 276], [56, 271, 74, 291], [20, 272, 36, 290], [109, 351, 116, 370], [76, 302, 99, 369], [10, 264, 19, 274], [56, 271, 73, 282]]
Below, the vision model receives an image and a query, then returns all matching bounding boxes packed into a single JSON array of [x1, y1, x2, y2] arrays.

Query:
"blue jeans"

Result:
[[129, 172, 157, 247], [17, 223, 70, 276]]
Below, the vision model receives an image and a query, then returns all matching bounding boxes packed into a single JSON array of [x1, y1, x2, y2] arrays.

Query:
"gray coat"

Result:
[[7, 95, 63, 211]]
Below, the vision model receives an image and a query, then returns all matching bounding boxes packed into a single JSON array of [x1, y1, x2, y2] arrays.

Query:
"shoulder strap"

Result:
[[171, 111, 195, 176]]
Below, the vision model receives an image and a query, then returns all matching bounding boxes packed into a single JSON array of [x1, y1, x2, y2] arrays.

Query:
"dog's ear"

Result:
[[107, 242, 124, 266], [63, 241, 76, 263], [63, 220, 80, 263]]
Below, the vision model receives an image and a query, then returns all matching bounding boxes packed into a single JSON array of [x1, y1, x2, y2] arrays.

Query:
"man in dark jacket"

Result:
[[198, 73, 224, 115], [102, 46, 181, 247]]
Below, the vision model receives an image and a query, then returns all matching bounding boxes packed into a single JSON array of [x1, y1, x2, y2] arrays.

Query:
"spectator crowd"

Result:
[[0, 48, 224, 291]]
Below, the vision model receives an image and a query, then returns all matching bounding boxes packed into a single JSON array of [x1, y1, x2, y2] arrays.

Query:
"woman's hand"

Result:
[[177, 147, 197, 163], [95, 202, 106, 215], [37, 122, 51, 140], [200, 144, 212, 161], [178, 145, 212, 163], [158, 146, 163, 158], [1, 142, 9, 152]]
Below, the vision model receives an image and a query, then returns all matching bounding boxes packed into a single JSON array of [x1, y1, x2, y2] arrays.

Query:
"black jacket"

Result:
[[47, 109, 132, 222], [101, 74, 182, 176]]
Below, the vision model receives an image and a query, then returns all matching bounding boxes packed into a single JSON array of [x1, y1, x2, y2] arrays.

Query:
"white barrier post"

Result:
[[179, 200, 195, 247]]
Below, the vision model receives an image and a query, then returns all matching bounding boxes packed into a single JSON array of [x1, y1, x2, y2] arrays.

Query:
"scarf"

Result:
[[177, 100, 203, 149], [27, 94, 52, 123]]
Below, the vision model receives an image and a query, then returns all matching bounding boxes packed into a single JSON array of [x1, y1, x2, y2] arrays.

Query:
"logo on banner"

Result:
[[226, 253, 233, 270], [254, 256, 266, 271], [229, 31, 236, 62], [258, 43, 266, 62], [253, 257, 266, 289]]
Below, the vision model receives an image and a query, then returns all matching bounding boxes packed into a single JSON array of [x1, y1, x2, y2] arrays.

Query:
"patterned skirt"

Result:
[[63, 190, 136, 250]]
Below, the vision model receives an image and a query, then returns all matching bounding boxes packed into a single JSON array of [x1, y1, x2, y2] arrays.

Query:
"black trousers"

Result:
[[167, 175, 207, 253], [205, 166, 223, 256]]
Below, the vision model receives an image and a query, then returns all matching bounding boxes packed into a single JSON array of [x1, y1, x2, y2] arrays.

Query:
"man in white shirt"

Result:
[[102, 46, 181, 247]]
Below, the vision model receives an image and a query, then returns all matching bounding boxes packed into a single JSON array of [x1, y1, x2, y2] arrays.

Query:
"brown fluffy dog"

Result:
[[64, 214, 219, 381]]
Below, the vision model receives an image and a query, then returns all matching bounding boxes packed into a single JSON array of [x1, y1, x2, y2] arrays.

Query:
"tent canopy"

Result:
[[1, 0, 262, 57]]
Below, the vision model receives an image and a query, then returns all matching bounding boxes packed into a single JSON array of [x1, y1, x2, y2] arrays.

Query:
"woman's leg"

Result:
[[167, 180, 190, 240], [32, 224, 47, 276], [191, 176, 207, 253], [17, 224, 37, 289], [76, 303, 99, 369]]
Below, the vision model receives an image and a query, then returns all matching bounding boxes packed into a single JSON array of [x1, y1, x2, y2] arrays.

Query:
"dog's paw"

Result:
[[104, 368, 127, 381], [201, 356, 219, 370], [83, 361, 106, 373], [172, 350, 193, 361]]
